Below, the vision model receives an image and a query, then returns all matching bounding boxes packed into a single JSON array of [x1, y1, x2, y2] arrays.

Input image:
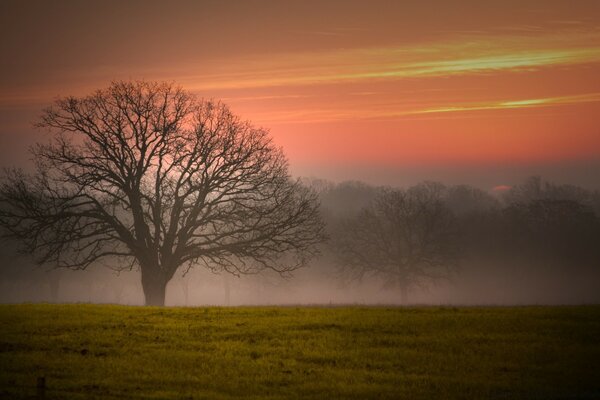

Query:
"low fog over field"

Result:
[[2, 176, 599, 306]]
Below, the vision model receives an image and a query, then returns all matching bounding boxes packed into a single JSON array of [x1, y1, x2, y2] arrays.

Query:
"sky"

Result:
[[1, 0, 600, 190]]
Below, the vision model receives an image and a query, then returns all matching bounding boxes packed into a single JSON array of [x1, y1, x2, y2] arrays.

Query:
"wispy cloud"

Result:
[[181, 30, 600, 91], [250, 93, 600, 124], [292, 30, 345, 37], [220, 94, 310, 102], [409, 93, 600, 116]]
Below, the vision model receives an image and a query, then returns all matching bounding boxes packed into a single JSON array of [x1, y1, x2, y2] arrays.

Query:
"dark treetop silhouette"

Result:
[[332, 183, 460, 304], [0, 81, 325, 306]]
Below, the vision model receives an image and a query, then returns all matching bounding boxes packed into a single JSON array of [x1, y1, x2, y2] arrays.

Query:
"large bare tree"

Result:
[[333, 183, 460, 304], [0, 81, 325, 306]]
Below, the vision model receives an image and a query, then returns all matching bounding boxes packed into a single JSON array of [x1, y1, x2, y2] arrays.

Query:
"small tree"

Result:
[[333, 183, 460, 304], [0, 81, 325, 306]]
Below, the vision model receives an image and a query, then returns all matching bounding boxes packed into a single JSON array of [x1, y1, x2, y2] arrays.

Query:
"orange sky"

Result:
[[1, 0, 599, 188]]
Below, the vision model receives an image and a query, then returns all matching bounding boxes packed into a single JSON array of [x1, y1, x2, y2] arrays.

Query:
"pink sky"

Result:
[[1, 0, 599, 189]]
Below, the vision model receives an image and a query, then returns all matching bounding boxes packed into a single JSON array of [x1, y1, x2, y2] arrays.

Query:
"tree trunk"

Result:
[[141, 269, 168, 306]]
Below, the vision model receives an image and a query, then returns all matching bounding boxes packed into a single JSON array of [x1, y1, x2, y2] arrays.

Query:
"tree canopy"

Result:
[[332, 183, 460, 303], [0, 81, 325, 305]]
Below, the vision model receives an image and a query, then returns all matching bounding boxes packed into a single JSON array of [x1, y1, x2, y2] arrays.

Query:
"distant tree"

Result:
[[444, 185, 500, 262], [0, 81, 325, 306], [333, 182, 460, 304], [501, 198, 600, 269], [319, 180, 379, 219], [499, 177, 600, 269], [503, 176, 592, 206], [445, 184, 498, 217]]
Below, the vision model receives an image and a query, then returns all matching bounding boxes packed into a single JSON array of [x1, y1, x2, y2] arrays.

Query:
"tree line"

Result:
[[0, 81, 598, 305], [316, 177, 600, 303]]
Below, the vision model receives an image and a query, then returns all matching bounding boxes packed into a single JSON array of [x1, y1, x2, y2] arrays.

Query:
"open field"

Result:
[[0, 305, 599, 399]]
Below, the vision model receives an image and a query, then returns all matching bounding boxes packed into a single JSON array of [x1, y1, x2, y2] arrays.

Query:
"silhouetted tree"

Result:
[[320, 180, 379, 219], [502, 198, 599, 270], [503, 176, 593, 206], [445, 184, 499, 217], [445, 184, 500, 266], [499, 177, 600, 269], [333, 182, 460, 303], [0, 81, 325, 306]]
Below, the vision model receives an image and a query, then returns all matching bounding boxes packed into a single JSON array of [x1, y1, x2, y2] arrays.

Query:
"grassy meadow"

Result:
[[0, 304, 599, 399]]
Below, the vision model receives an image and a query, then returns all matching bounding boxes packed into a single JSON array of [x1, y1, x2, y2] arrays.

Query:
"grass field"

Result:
[[0, 305, 599, 399]]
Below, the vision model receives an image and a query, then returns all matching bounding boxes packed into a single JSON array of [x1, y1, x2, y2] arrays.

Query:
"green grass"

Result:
[[0, 305, 599, 399]]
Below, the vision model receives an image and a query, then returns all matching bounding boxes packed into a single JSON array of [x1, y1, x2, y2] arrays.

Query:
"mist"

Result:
[[2, 176, 598, 307]]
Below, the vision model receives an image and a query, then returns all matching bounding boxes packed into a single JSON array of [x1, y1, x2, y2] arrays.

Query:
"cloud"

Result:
[[411, 93, 600, 116], [248, 93, 600, 124], [179, 30, 600, 91]]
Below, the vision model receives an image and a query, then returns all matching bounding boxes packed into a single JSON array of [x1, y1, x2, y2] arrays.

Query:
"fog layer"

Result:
[[1, 176, 599, 306]]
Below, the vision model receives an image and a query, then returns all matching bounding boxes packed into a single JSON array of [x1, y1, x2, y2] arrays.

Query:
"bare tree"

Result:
[[333, 183, 460, 304], [0, 81, 325, 306]]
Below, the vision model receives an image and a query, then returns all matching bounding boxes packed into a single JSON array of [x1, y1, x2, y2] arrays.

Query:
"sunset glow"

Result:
[[185, 43, 600, 91], [1, 0, 599, 188]]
